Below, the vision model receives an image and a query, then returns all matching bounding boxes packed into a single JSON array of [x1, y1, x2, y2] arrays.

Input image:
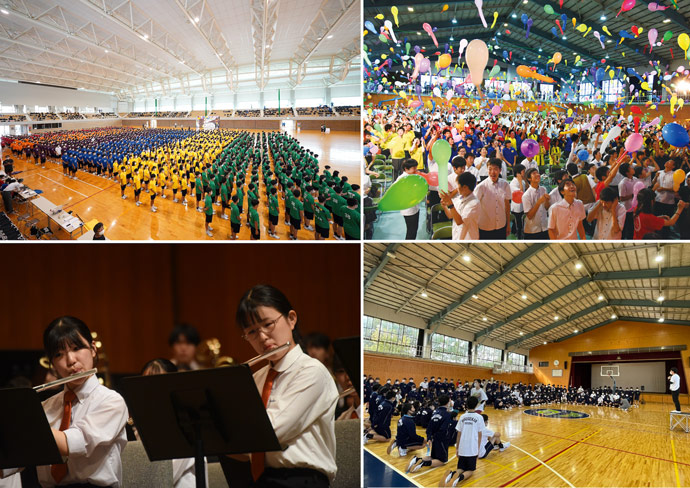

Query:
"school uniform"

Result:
[[522, 185, 549, 239], [427, 407, 452, 463], [548, 199, 586, 240], [455, 411, 485, 471], [474, 178, 511, 239], [396, 415, 424, 449]]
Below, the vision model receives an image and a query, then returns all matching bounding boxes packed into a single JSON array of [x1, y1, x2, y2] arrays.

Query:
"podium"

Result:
[[120, 365, 281, 488], [0, 388, 62, 471], [670, 411, 690, 432]]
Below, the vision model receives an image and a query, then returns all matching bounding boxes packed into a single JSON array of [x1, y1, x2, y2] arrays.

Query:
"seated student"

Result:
[[138, 358, 209, 488], [168, 324, 202, 371], [230, 284, 338, 487], [364, 389, 395, 443], [92, 222, 106, 240], [477, 414, 509, 459], [0, 316, 128, 487], [387, 403, 426, 457], [407, 394, 453, 473], [441, 396, 485, 487]]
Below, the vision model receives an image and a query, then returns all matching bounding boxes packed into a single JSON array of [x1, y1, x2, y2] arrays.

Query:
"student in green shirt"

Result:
[[236, 183, 244, 215], [246, 183, 258, 220], [229, 195, 241, 240], [267, 187, 280, 239], [203, 190, 214, 237], [195, 172, 203, 212], [330, 186, 347, 240], [313, 195, 330, 241], [289, 189, 304, 241], [302, 185, 316, 232], [284, 181, 294, 227], [342, 197, 361, 240], [249, 198, 260, 240], [220, 179, 230, 220]]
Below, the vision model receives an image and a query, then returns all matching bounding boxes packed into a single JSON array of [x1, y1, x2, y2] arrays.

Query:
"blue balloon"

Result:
[[365, 21, 376, 32], [565, 117, 574, 124], [577, 149, 589, 161], [551, 27, 558, 36], [503, 50, 509, 58], [521, 13, 529, 24], [662, 123, 690, 147], [363, 146, 371, 156], [596, 68, 605, 82]]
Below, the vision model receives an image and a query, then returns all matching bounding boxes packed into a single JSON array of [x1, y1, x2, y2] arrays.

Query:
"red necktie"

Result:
[[51, 390, 77, 483], [252, 368, 279, 481]]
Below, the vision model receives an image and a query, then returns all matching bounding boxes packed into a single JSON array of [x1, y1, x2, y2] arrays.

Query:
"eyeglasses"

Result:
[[241, 315, 282, 341]]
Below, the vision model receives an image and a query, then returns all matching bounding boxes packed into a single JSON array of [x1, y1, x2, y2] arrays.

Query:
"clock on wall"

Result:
[[554, 360, 560, 366]]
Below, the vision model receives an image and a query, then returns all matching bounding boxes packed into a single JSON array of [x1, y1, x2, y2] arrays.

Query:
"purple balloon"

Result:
[[419, 58, 431, 74], [521, 139, 540, 158]]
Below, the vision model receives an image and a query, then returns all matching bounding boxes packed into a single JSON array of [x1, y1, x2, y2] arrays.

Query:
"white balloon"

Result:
[[601, 125, 622, 153], [465, 39, 489, 91]]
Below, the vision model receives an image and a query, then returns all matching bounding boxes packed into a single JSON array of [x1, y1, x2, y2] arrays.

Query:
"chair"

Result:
[[429, 203, 450, 232], [83, 218, 100, 231], [432, 225, 453, 240], [121, 440, 173, 487], [333, 419, 360, 488]]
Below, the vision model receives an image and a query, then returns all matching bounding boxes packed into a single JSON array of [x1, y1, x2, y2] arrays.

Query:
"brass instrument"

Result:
[[196, 338, 236, 368]]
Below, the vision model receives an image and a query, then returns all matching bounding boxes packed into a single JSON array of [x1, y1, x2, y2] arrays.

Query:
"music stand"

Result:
[[333, 336, 361, 394], [0, 388, 62, 470], [120, 365, 281, 488]]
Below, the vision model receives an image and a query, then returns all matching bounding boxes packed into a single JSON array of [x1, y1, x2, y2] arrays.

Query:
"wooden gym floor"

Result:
[[3, 129, 360, 240], [364, 402, 690, 487]]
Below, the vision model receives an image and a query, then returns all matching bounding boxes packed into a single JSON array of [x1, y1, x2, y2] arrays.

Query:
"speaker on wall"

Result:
[[564, 361, 568, 370]]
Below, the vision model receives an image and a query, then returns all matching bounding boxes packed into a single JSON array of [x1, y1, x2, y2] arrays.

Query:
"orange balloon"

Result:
[[516, 65, 555, 83], [553, 52, 562, 64], [439, 53, 452, 69]]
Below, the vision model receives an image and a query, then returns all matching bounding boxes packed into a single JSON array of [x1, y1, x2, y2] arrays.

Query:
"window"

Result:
[[430, 333, 470, 364], [507, 352, 526, 371], [363, 316, 420, 358], [579, 82, 594, 102], [474, 344, 502, 367], [602, 80, 622, 103], [331, 97, 360, 106], [294, 98, 324, 108]]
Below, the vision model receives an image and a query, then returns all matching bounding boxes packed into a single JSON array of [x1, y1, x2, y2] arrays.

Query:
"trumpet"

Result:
[[33, 368, 98, 392]]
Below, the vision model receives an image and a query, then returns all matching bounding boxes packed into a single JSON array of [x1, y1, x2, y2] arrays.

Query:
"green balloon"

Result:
[[544, 4, 555, 14], [374, 123, 383, 132], [378, 34, 388, 43], [406, 42, 411, 55], [377, 175, 429, 212], [489, 65, 501, 77], [432, 139, 452, 193], [664, 31, 673, 42]]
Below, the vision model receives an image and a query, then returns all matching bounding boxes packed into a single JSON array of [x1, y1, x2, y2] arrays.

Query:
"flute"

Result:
[[242, 342, 290, 367], [33, 368, 98, 392]]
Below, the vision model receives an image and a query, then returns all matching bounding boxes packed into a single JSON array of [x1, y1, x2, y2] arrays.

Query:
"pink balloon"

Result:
[[453, 134, 462, 143], [521, 139, 540, 158], [517, 100, 524, 107], [617, 0, 635, 17], [625, 133, 644, 152], [420, 172, 439, 186], [491, 105, 501, 116], [370, 145, 380, 155], [648, 28, 658, 51]]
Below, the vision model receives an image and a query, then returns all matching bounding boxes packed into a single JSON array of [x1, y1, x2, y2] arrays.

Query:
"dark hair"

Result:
[[671, 367, 679, 374], [93, 222, 104, 233], [481, 413, 489, 423], [525, 168, 539, 181], [595, 166, 610, 181], [466, 396, 479, 409], [558, 179, 574, 197], [303, 332, 330, 350], [553, 169, 567, 183], [513, 164, 525, 176], [635, 188, 655, 216], [438, 394, 450, 406], [168, 324, 201, 347], [402, 402, 414, 415], [347, 197, 357, 207], [619, 162, 631, 177], [44, 316, 95, 362], [451, 156, 466, 169], [488, 158, 502, 170], [402, 159, 417, 171], [566, 162, 579, 176], [599, 186, 618, 202], [236, 284, 302, 345], [457, 171, 477, 191], [141, 358, 178, 375]]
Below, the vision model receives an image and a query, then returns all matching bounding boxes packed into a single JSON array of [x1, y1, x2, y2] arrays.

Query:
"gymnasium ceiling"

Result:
[[0, 0, 360, 99], [364, 0, 690, 82], [364, 243, 690, 352]]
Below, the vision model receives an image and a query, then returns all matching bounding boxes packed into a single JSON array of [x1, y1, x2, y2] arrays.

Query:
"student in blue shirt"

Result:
[[364, 389, 395, 443], [408, 395, 453, 473], [387, 403, 425, 457], [502, 140, 517, 169]]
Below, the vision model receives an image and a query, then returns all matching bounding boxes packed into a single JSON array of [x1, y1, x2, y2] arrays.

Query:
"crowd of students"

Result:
[[363, 106, 690, 240], [2, 126, 361, 240]]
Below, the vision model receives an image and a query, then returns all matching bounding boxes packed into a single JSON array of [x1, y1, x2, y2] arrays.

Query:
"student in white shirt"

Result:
[[0, 316, 128, 487], [396, 160, 422, 240], [617, 163, 636, 239], [474, 147, 490, 180], [474, 159, 511, 239], [587, 186, 626, 240], [548, 180, 586, 240], [440, 172, 480, 240], [509, 164, 526, 239], [234, 285, 338, 488], [669, 367, 682, 413], [478, 414, 510, 459], [441, 396, 485, 487], [653, 158, 678, 237], [522, 168, 550, 239]]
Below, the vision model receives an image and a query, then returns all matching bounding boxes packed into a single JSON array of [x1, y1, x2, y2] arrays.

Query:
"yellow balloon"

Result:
[[391, 6, 399, 27], [603, 26, 612, 36], [609, 70, 614, 79], [575, 55, 581, 64], [363, 30, 368, 36], [381, 54, 388, 59], [641, 82, 650, 91], [576, 24, 587, 33], [553, 52, 562, 64], [375, 14, 384, 19], [572, 18, 577, 28], [679, 33, 690, 57], [567, 108, 573, 117], [399, 91, 407, 98]]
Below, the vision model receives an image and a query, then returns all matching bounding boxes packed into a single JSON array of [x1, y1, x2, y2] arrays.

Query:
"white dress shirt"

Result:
[[474, 157, 489, 178], [548, 187, 563, 206], [618, 177, 635, 212], [548, 198, 586, 239], [474, 178, 511, 231], [254, 346, 339, 482], [656, 170, 675, 205], [509, 177, 525, 213], [451, 193, 480, 240], [394, 174, 421, 216], [1, 376, 128, 487], [522, 185, 549, 234], [671, 373, 680, 392], [592, 202, 626, 240], [521, 158, 538, 171], [173, 458, 208, 488]]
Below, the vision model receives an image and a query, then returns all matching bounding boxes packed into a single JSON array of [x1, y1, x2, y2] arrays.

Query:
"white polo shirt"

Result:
[[548, 198, 586, 239], [592, 202, 626, 240], [522, 185, 549, 234], [451, 193, 480, 240], [475, 177, 511, 231]]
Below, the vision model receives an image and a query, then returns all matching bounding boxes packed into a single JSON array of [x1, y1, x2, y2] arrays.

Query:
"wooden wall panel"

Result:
[[2, 244, 361, 374], [364, 353, 538, 385], [297, 120, 359, 131]]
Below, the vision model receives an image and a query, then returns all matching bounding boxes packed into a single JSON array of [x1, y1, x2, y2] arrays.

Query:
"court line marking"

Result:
[[364, 447, 423, 488], [506, 442, 577, 488], [33, 174, 88, 197], [47, 168, 107, 190], [64, 182, 120, 210], [671, 438, 681, 488]]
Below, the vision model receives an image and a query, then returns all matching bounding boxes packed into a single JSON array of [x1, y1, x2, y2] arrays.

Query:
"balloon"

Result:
[[491, 104, 501, 116], [617, 0, 635, 17], [648, 29, 658, 51], [370, 145, 380, 155], [631, 180, 646, 208], [439, 53, 452, 69], [377, 175, 429, 212], [365, 21, 376, 33], [512, 191, 524, 204], [662, 122, 690, 147], [544, 4, 555, 14], [577, 149, 589, 161], [491, 11, 498, 29], [521, 139, 540, 158], [419, 172, 439, 186], [516, 65, 555, 83], [419, 57, 431, 74], [384, 20, 398, 44], [459, 39, 469, 58], [553, 52, 562, 65], [625, 133, 643, 152], [517, 100, 524, 107], [475, 0, 488, 28], [432, 139, 452, 192], [489, 65, 500, 77], [391, 6, 399, 26], [664, 31, 673, 42], [465, 40, 489, 92], [422, 22, 439, 47], [679, 33, 690, 59], [673, 169, 686, 191], [601, 125, 622, 152]]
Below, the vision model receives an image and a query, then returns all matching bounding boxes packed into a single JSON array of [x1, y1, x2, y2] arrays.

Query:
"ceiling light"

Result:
[[0, 9, 8, 14], [655, 254, 664, 262], [143, 34, 148, 39], [662, 346, 665, 350], [588, 351, 592, 354], [472, 294, 478, 299], [598, 295, 605, 301], [327, 35, 333, 39], [659, 316, 665, 322], [554, 315, 559, 321], [575, 262, 583, 270], [462, 254, 471, 262], [600, 14, 607, 20], [420, 290, 428, 298], [663, 18, 671, 23], [519, 331, 524, 336], [657, 295, 665, 302], [193, 16, 199, 22], [521, 293, 527, 300], [449, 36, 454, 41], [611, 314, 617, 319], [104, 49, 109, 53], [408, 6, 414, 11], [512, 13, 517, 18], [452, 17, 457, 24], [573, 329, 578, 333], [539, 47, 542, 52], [562, 36, 567, 40], [504, 23, 508, 26], [573, 52, 577, 55], [417, 31, 421, 35], [482, 316, 488, 321], [543, 341, 547, 345]]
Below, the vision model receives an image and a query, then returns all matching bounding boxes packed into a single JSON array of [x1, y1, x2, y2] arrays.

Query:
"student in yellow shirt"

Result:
[[409, 138, 425, 170], [119, 170, 128, 200], [180, 174, 188, 207], [171, 170, 181, 203], [149, 178, 158, 213], [133, 172, 142, 207], [143, 166, 151, 193], [158, 170, 168, 199], [389, 127, 407, 179]]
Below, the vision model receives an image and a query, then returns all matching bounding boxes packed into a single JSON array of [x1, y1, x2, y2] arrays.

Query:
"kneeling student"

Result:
[[441, 395, 485, 487], [387, 402, 425, 457]]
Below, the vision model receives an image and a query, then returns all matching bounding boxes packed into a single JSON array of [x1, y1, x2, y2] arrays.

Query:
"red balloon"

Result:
[[418, 172, 439, 186], [512, 190, 524, 204], [630, 106, 642, 114], [634, 116, 640, 133]]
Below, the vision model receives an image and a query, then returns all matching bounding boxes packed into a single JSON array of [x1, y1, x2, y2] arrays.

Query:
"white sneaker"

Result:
[[410, 462, 423, 473], [162, 194, 167, 198], [406, 457, 418, 473], [136, 201, 141, 206], [122, 195, 127, 199], [398, 447, 407, 456], [387, 441, 397, 455], [151, 207, 157, 212], [221, 214, 229, 220], [500, 442, 510, 451], [206, 230, 213, 237], [445, 471, 456, 485], [270, 232, 280, 239], [672, 410, 682, 413], [173, 199, 178, 203]]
